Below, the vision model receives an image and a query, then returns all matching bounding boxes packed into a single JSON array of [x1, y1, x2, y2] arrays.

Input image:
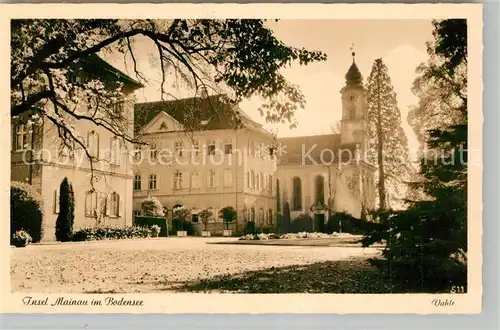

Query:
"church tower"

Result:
[[339, 49, 368, 153]]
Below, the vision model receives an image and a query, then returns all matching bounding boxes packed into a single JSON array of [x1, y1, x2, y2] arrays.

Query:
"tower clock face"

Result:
[[348, 93, 357, 102]]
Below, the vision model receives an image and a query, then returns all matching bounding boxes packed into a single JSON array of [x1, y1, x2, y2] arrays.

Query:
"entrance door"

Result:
[[314, 213, 326, 233]]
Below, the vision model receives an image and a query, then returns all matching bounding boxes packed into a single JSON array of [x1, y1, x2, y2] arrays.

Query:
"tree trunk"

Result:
[[376, 65, 387, 210]]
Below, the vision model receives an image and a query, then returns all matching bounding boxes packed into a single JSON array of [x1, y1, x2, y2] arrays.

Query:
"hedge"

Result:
[[134, 216, 168, 237], [11, 181, 44, 243], [72, 225, 152, 241]]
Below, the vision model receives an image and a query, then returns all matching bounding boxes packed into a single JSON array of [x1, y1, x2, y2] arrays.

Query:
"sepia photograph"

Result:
[[3, 3, 482, 313]]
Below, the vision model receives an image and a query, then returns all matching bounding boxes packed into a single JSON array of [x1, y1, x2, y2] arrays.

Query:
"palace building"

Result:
[[132, 54, 376, 233]]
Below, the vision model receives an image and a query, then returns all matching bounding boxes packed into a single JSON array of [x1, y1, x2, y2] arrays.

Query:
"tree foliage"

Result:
[[10, 181, 44, 243], [141, 196, 163, 217], [365, 58, 414, 210], [199, 208, 214, 231], [55, 177, 75, 242], [364, 19, 468, 291], [220, 206, 237, 230], [11, 19, 327, 185]]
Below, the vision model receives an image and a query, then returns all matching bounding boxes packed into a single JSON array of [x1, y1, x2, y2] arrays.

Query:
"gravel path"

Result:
[[11, 237, 381, 293]]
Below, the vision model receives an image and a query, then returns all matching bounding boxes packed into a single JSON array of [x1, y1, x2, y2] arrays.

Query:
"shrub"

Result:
[[256, 227, 274, 234], [326, 211, 357, 233], [55, 178, 75, 242], [150, 225, 161, 237], [291, 214, 313, 233], [72, 225, 152, 241], [220, 206, 237, 230], [134, 216, 168, 237], [141, 196, 164, 217], [12, 230, 33, 247], [11, 181, 44, 243], [244, 221, 256, 234], [281, 201, 292, 233]]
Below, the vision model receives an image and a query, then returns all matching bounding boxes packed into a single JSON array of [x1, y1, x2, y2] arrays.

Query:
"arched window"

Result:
[[191, 172, 200, 189], [315, 175, 325, 204], [292, 177, 302, 211], [259, 208, 264, 225], [268, 209, 273, 225], [250, 207, 256, 222]]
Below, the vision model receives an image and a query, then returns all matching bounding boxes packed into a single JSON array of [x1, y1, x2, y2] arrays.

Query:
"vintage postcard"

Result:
[[0, 3, 482, 314]]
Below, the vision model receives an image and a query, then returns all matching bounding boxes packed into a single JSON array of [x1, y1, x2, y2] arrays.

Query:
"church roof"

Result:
[[345, 51, 363, 87], [276, 134, 358, 166]]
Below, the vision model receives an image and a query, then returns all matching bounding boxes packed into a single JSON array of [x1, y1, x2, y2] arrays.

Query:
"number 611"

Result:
[[450, 286, 465, 293]]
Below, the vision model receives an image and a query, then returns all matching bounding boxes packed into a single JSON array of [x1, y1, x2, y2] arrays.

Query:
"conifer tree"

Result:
[[55, 177, 75, 242], [364, 19, 468, 291], [366, 59, 413, 210]]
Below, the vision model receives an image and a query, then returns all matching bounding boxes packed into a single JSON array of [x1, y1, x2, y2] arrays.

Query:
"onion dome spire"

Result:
[[345, 43, 363, 86]]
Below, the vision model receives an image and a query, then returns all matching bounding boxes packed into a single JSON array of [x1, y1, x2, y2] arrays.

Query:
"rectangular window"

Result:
[[110, 137, 121, 165], [134, 144, 142, 161], [192, 140, 200, 156], [85, 191, 98, 217], [149, 174, 157, 190], [268, 174, 273, 192], [134, 175, 141, 191], [133, 210, 141, 217], [174, 172, 183, 189], [223, 169, 233, 187], [224, 139, 233, 155], [256, 142, 261, 159], [15, 124, 31, 151], [260, 173, 264, 190], [150, 143, 158, 159], [248, 139, 254, 157], [256, 172, 260, 190], [175, 141, 183, 157], [111, 192, 120, 217], [208, 170, 216, 188], [87, 131, 100, 158], [207, 140, 216, 156]]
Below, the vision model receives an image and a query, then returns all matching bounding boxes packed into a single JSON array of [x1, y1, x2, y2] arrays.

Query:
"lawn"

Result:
[[179, 257, 410, 293], [11, 237, 382, 293]]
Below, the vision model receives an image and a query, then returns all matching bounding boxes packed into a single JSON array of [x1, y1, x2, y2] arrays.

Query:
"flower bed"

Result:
[[238, 231, 355, 241]]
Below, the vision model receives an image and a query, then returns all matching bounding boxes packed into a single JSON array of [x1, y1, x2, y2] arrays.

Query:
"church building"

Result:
[[275, 51, 376, 228]]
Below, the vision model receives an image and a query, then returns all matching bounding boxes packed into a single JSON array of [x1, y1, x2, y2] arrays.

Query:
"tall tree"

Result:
[[364, 19, 468, 291], [55, 177, 75, 242], [366, 58, 413, 210], [11, 19, 326, 184]]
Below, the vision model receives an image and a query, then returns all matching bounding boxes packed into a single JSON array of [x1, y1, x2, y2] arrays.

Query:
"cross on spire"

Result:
[[350, 43, 356, 61]]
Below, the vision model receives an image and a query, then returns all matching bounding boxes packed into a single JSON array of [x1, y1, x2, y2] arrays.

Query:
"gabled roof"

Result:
[[277, 134, 358, 166], [134, 94, 254, 134], [74, 54, 143, 91]]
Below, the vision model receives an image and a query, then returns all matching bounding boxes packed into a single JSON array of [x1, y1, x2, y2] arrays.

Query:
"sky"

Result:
[[104, 19, 434, 160]]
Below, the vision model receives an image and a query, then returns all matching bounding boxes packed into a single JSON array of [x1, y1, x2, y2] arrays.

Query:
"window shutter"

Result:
[[85, 192, 90, 216], [105, 194, 110, 216], [118, 196, 123, 217], [116, 139, 121, 165], [54, 189, 59, 214]]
